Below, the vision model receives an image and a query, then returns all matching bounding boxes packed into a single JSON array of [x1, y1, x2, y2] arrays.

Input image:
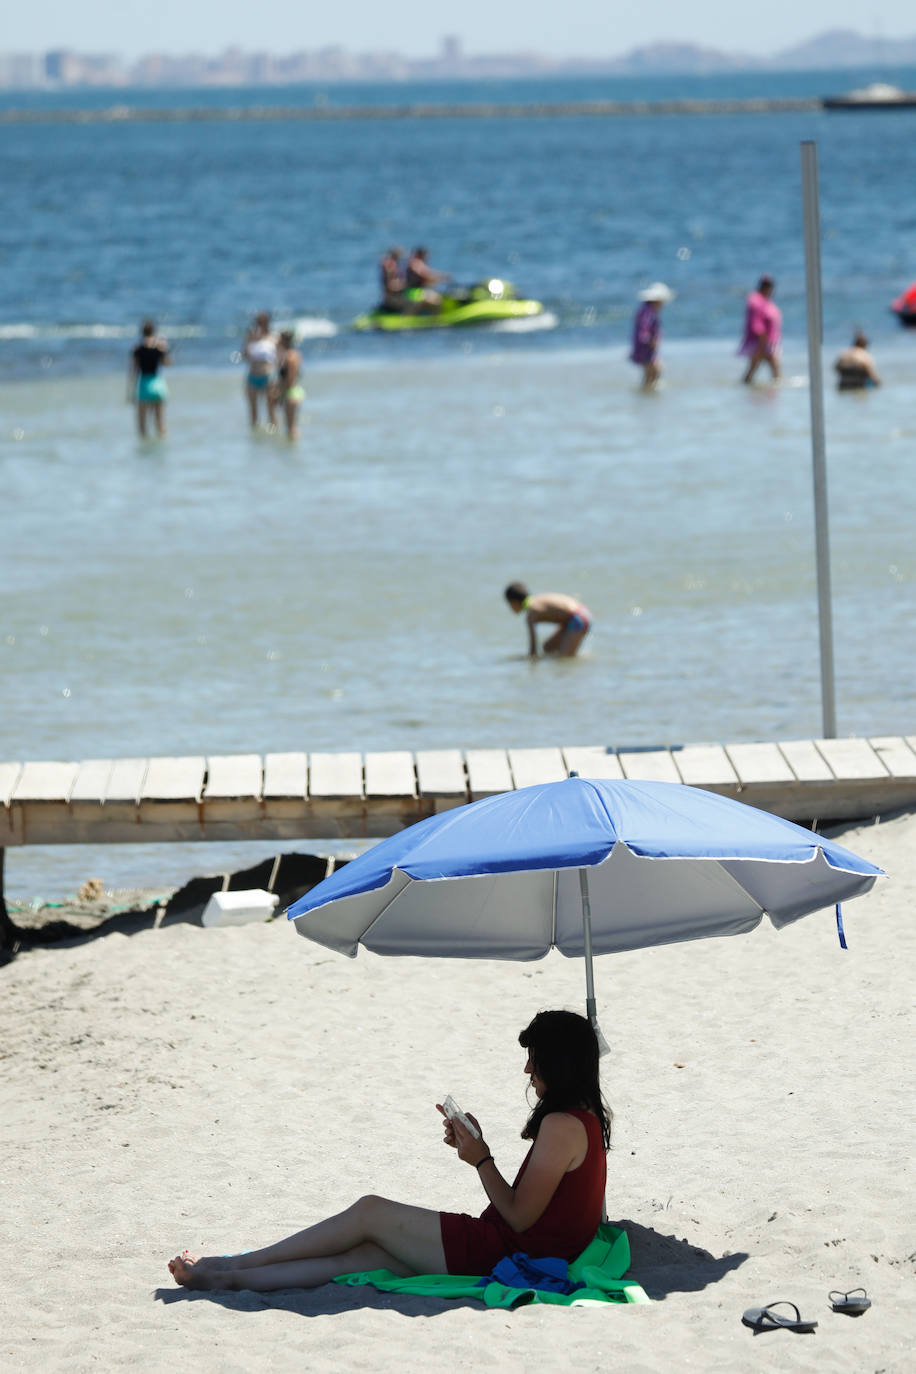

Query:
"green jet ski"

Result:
[[353, 278, 543, 331]]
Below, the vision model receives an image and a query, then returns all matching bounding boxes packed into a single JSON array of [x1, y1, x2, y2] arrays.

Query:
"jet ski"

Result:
[[353, 278, 543, 331], [891, 281, 916, 326]]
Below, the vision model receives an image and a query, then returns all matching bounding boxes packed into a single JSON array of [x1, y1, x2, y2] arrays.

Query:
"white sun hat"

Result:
[[638, 282, 674, 302]]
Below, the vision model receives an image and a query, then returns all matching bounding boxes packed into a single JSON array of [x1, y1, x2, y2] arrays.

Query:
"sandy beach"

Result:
[[1, 809, 913, 1372]]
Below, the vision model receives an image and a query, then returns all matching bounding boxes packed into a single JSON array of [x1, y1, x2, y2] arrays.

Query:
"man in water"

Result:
[[379, 246, 406, 312], [834, 332, 881, 390], [630, 283, 673, 389], [739, 274, 782, 383], [405, 246, 451, 313], [504, 583, 592, 658]]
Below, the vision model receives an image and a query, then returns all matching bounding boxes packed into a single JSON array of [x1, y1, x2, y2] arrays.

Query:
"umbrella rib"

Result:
[[703, 861, 768, 920], [355, 870, 413, 945]]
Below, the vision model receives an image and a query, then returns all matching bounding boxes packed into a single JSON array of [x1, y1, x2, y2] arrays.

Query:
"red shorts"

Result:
[[439, 1211, 516, 1276]]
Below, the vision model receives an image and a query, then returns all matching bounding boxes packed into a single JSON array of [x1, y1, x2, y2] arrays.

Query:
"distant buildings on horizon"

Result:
[[1, 30, 916, 92]]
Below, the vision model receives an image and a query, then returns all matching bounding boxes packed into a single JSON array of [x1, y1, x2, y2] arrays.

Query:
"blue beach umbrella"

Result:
[[287, 777, 883, 1034]]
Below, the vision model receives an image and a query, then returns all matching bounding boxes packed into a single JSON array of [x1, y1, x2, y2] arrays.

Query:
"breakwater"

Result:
[[0, 96, 822, 125]]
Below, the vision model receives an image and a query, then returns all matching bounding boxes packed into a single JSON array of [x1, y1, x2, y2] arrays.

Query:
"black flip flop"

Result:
[[829, 1288, 871, 1316], [742, 1301, 818, 1334]]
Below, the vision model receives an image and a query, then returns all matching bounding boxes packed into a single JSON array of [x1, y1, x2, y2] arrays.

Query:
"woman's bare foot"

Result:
[[169, 1253, 234, 1290], [173, 1249, 239, 1273]]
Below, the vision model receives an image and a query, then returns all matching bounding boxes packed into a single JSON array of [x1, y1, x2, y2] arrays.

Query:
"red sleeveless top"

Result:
[[439, 1109, 606, 1275]]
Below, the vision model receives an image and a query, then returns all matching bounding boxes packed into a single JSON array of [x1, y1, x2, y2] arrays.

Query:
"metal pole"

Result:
[[577, 868, 609, 1055], [577, 867, 597, 1022], [800, 140, 837, 738]]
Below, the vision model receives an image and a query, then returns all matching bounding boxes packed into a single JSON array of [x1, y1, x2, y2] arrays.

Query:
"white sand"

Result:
[[2, 811, 913, 1372]]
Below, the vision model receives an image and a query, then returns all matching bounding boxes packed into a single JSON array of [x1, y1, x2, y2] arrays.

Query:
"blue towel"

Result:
[[479, 1253, 584, 1296]]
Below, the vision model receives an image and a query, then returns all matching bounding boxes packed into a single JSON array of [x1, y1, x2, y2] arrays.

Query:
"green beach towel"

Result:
[[333, 1223, 651, 1308]]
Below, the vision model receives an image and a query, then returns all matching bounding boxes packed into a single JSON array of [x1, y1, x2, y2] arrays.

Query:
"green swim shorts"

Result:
[[137, 375, 168, 403]]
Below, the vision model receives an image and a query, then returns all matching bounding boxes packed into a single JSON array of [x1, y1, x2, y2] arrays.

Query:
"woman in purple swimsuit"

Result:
[[630, 282, 673, 389]]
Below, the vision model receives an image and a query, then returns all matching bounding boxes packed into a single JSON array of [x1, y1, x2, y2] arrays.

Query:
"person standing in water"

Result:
[[834, 332, 881, 390], [275, 330, 304, 438], [739, 274, 782, 383], [128, 319, 170, 437], [504, 583, 592, 658], [630, 283, 673, 389], [242, 311, 278, 429]]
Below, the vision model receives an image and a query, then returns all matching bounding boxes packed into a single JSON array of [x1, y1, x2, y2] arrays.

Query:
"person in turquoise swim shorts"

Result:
[[242, 311, 278, 430], [128, 319, 171, 437]]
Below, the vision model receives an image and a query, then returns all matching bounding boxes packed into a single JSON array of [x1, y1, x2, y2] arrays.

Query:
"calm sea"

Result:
[[2, 71, 914, 895]]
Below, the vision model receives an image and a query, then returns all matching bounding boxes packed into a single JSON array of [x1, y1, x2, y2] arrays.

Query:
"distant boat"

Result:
[[891, 282, 916, 326], [822, 82, 916, 110]]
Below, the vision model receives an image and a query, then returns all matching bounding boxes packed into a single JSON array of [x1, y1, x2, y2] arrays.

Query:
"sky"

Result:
[[4, 0, 914, 60]]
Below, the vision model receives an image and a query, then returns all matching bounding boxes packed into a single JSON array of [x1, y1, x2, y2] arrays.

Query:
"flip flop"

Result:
[[829, 1288, 871, 1316], [742, 1301, 818, 1334]]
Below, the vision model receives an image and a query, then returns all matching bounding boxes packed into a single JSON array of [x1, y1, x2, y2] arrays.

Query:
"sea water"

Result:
[[1, 72, 914, 895]]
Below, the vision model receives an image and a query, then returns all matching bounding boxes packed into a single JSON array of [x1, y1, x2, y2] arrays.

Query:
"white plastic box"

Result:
[[201, 889, 280, 928]]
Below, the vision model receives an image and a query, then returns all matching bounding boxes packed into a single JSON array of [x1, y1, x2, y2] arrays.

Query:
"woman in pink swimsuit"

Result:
[[739, 274, 782, 383], [168, 1011, 611, 1292]]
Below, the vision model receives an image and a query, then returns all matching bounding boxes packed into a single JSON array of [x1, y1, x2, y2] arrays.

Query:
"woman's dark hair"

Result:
[[519, 1010, 612, 1151], [141, 319, 155, 337]]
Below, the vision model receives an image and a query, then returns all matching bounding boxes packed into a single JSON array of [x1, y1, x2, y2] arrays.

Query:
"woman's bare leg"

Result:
[[137, 402, 148, 437], [743, 343, 768, 383], [170, 1238, 415, 1292], [641, 359, 661, 390], [246, 385, 259, 428], [169, 1195, 447, 1290]]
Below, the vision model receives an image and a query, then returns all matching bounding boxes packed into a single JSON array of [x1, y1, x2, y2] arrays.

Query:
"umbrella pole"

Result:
[[578, 867, 597, 1023], [579, 866, 610, 1221], [578, 867, 610, 1058]]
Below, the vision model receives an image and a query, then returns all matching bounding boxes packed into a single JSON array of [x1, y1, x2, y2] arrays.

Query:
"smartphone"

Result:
[[441, 1093, 480, 1139]]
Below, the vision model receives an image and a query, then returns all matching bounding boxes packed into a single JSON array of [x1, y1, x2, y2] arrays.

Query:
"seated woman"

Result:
[[168, 1009, 611, 1291]]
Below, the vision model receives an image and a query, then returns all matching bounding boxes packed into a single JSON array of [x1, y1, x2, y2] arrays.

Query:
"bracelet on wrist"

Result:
[[475, 1154, 494, 1171]]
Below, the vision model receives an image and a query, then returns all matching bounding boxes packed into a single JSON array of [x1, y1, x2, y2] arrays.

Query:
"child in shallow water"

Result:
[[504, 583, 592, 658], [274, 330, 304, 438], [168, 1010, 610, 1292]]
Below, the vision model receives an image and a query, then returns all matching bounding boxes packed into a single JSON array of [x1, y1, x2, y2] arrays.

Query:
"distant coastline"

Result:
[[2, 28, 916, 93]]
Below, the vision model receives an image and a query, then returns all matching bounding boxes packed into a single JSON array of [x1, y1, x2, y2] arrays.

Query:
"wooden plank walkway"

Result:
[[2, 736, 915, 848]]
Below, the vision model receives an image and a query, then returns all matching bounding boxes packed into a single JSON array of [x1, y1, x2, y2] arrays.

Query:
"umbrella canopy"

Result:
[[288, 777, 882, 963]]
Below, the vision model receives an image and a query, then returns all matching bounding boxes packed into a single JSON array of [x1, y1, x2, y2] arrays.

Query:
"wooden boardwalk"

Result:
[[2, 736, 916, 848]]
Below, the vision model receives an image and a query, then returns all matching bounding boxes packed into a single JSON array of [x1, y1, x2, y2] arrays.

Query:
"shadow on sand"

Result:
[[153, 1223, 747, 1315], [0, 851, 337, 965], [609, 1219, 748, 1300]]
